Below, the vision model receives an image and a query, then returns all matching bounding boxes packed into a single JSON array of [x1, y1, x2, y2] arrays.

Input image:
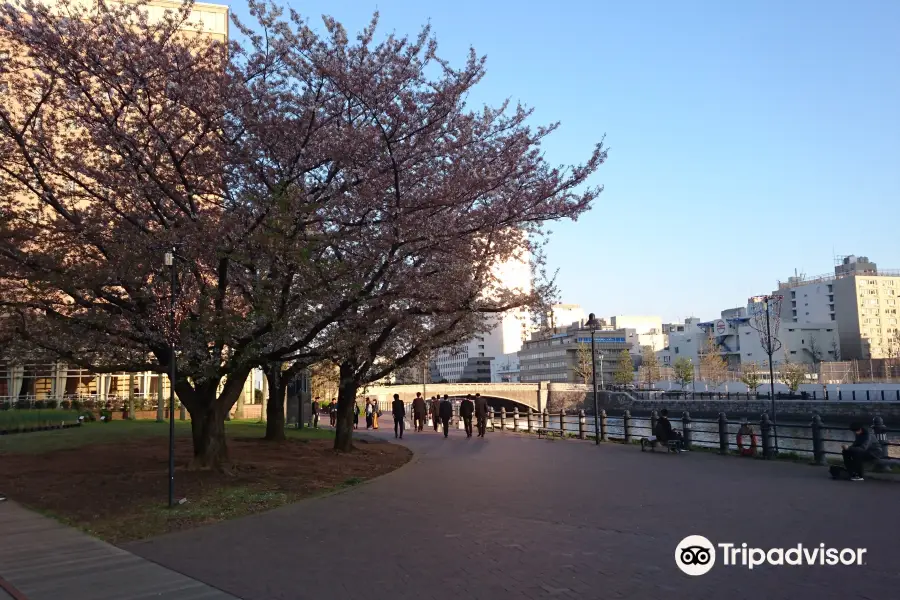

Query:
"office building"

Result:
[[518, 322, 636, 384]]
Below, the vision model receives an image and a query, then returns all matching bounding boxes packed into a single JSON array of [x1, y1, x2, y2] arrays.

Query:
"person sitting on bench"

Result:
[[842, 422, 882, 481], [655, 409, 684, 446]]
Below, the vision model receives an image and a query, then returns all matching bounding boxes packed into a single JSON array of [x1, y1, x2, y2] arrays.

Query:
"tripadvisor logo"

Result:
[[675, 535, 867, 576]]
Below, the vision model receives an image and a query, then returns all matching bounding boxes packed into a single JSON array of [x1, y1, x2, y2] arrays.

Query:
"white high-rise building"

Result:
[[431, 247, 533, 383]]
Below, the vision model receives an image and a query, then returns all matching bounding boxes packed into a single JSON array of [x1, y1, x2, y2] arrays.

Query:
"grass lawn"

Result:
[[0, 419, 410, 542], [0, 409, 82, 432]]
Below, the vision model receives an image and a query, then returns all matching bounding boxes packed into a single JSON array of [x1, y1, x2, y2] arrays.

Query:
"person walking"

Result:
[[474, 392, 488, 437], [430, 396, 440, 431], [364, 397, 374, 429], [373, 400, 380, 430], [392, 393, 406, 439], [353, 401, 360, 429], [439, 394, 453, 438], [329, 398, 338, 427], [310, 396, 320, 429], [412, 392, 427, 432], [460, 394, 475, 438]]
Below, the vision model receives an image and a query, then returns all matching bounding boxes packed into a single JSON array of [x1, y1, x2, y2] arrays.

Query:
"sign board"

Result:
[[576, 336, 626, 344], [715, 320, 727, 335]]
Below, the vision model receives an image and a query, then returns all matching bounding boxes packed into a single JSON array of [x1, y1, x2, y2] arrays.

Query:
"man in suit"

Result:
[[460, 394, 475, 438], [439, 394, 453, 438], [391, 393, 406, 439], [412, 392, 427, 432], [430, 396, 441, 431], [474, 393, 489, 437]]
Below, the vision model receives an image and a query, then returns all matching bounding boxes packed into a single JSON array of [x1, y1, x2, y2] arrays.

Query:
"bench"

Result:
[[640, 435, 683, 453], [537, 428, 564, 440], [872, 457, 900, 473]]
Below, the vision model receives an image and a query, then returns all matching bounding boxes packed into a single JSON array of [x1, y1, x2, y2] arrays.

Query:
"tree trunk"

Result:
[[264, 365, 286, 441], [176, 367, 250, 472], [189, 399, 228, 471], [334, 362, 359, 452]]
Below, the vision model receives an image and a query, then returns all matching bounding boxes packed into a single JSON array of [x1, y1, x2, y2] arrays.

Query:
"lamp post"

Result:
[[762, 296, 778, 453], [163, 249, 176, 509], [587, 313, 600, 445]]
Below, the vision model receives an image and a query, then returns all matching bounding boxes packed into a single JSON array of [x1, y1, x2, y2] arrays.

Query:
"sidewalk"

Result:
[[0, 500, 238, 600]]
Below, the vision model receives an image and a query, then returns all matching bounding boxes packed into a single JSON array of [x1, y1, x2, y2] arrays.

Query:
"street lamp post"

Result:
[[163, 249, 176, 509], [763, 297, 779, 453], [587, 313, 600, 445]]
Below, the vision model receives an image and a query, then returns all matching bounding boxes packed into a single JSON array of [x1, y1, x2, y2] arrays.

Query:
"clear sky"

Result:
[[228, 0, 900, 322]]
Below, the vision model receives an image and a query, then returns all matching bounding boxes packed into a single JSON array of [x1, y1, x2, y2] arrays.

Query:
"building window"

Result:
[[831, 314, 835, 321], [790, 351, 797, 355]]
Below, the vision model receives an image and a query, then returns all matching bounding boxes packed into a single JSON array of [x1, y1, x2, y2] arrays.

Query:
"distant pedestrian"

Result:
[[430, 395, 440, 431], [365, 397, 374, 429], [311, 396, 320, 429], [353, 401, 360, 429], [412, 392, 427, 432], [460, 394, 475, 438], [329, 398, 337, 427], [474, 393, 488, 437], [439, 394, 453, 438], [392, 393, 406, 439], [373, 401, 380, 430]]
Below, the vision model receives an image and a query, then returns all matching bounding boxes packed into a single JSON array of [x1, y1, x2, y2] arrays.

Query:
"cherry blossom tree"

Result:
[[0, 0, 607, 463]]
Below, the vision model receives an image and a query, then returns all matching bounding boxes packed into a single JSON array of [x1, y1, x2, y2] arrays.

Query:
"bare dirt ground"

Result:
[[0, 431, 410, 542]]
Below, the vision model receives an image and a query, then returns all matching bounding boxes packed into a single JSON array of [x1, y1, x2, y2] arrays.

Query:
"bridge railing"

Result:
[[483, 407, 900, 462]]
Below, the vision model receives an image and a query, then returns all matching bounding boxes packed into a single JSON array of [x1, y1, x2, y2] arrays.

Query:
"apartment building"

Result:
[[778, 256, 900, 360], [431, 247, 533, 383]]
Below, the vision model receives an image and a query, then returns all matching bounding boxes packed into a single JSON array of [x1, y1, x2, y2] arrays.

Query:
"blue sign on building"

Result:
[[576, 337, 625, 344]]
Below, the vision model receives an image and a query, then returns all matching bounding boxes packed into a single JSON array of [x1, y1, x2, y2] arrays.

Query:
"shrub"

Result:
[[45, 399, 58, 409], [0, 400, 10, 411], [61, 400, 71, 410], [80, 411, 96, 422], [72, 399, 82, 411], [15, 399, 29, 410], [34, 400, 46, 409], [83, 399, 95, 409]]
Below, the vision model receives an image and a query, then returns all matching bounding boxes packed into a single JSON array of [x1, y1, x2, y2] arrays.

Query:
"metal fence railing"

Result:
[[480, 407, 900, 463], [633, 389, 900, 402]]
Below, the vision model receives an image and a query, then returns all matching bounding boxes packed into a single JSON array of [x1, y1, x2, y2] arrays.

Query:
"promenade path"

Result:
[[128, 427, 900, 600], [0, 500, 238, 600]]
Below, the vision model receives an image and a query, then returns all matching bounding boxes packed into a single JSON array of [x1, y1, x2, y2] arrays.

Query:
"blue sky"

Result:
[[228, 0, 900, 322]]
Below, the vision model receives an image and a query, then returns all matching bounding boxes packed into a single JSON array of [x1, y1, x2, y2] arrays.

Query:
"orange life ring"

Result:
[[737, 430, 758, 456]]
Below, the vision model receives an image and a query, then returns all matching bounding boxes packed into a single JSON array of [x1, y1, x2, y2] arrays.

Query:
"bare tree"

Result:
[[739, 361, 762, 396], [699, 334, 727, 396], [780, 359, 809, 394], [673, 357, 693, 391], [310, 361, 340, 402], [830, 337, 841, 361], [613, 350, 634, 387], [640, 345, 660, 388], [807, 336, 824, 364], [574, 343, 593, 384]]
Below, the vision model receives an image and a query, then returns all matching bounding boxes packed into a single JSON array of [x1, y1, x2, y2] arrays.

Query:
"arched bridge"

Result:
[[362, 382, 561, 412]]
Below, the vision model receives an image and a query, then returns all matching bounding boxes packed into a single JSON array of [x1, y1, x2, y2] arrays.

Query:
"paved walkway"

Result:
[[127, 428, 900, 600], [0, 500, 238, 600]]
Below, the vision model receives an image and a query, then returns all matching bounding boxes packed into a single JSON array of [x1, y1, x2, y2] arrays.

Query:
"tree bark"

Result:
[[264, 365, 286, 441], [189, 398, 228, 471], [175, 367, 250, 471], [334, 362, 359, 452]]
